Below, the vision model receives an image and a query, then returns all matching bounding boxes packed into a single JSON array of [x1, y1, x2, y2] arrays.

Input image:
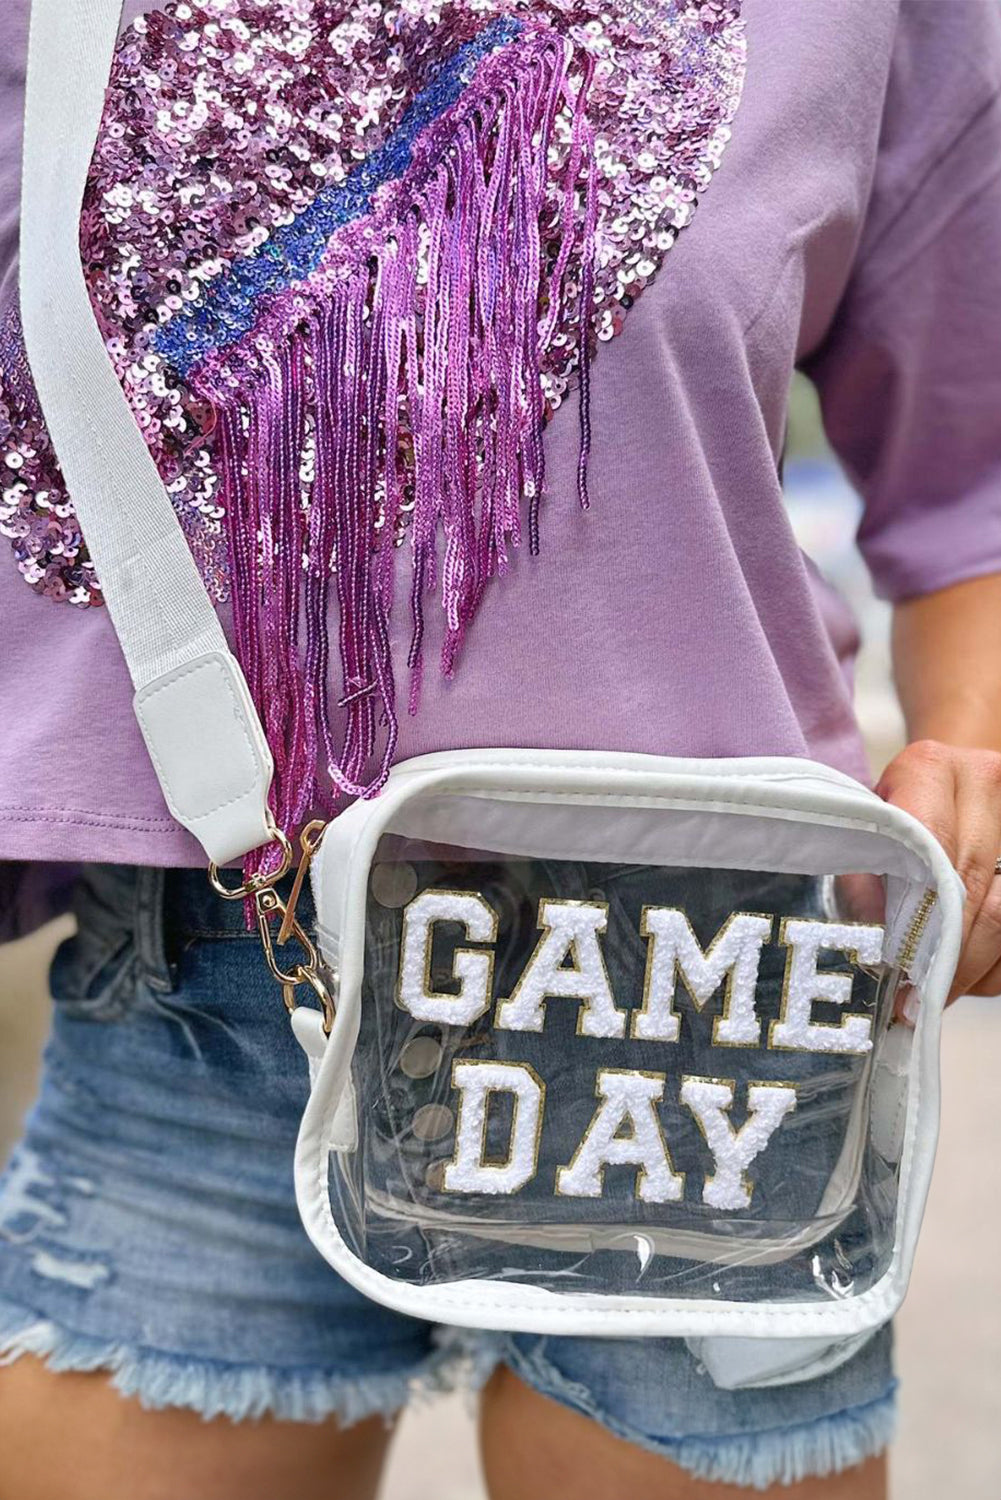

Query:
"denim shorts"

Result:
[[0, 864, 896, 1490]]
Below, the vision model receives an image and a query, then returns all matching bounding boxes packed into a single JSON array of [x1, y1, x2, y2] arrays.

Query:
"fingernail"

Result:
[[902, 989, 921, 1027]]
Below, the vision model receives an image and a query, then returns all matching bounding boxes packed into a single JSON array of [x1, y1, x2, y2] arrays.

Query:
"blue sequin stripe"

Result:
[[157, 15, 524, 378]]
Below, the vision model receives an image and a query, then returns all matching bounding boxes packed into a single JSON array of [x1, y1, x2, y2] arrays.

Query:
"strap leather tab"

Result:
[[134, 653, 274, 867]]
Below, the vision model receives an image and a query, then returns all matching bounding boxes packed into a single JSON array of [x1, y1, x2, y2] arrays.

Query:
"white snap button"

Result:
[[399, 1035, 443, 1079], [371, 862, 419, 908], [412, 1103, 454, 1142]]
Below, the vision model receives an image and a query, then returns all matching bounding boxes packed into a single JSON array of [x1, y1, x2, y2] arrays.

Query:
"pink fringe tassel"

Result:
[[204, 31, 597, 874]]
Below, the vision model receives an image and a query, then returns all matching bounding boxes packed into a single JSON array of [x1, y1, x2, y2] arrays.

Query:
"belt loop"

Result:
[[133, 867, 174, 994]]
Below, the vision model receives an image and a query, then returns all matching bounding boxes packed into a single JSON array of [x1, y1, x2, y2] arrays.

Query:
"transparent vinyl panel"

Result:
[[329, 828, 936, 1306]]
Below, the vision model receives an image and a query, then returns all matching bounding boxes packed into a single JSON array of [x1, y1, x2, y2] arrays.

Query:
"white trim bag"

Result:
[[290, 748, 963, 1389]]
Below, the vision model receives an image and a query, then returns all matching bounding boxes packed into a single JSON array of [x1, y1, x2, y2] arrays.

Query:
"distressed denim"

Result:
[[0, 865, 896, 1488]]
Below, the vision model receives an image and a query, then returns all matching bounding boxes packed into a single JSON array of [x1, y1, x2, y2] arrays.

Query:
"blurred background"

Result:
[[1, 377, 998, 1497]]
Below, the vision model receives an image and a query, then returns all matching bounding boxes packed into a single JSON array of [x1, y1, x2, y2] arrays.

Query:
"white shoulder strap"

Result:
[[19, 0, 274, 866]]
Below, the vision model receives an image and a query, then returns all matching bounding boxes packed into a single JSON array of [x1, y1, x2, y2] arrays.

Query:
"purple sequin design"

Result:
[[0, 0, 746, 853]]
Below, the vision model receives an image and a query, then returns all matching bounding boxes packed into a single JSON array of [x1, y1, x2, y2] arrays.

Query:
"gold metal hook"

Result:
[[205, 820, 336, 1033], [207, 819, 294, 901]]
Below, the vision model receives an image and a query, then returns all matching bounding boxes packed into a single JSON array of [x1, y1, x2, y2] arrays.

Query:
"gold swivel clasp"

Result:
[[208, 818, 336, 1034]]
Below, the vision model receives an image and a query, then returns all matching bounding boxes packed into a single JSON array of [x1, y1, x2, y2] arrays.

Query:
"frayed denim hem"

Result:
[[431, 1326, 507, 1413], [0, 1294, 463, 1426], [505, 1337, 897, 1491], [658, 1392, 897, 1490]]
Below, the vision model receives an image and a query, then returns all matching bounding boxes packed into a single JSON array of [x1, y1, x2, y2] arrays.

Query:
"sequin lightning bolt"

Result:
[[0, 0, 746, 862]]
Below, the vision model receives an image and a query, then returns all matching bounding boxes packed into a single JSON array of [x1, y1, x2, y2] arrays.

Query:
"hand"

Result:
[[876, 739, 1001, 1002]]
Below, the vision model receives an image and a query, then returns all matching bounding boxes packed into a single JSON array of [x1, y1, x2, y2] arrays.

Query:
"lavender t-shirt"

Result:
[[1, 0, 1000, 876]]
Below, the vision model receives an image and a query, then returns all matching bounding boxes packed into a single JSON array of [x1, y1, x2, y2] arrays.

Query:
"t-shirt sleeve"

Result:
[[0, 1, 28, 296], [802, 2, 1001, 603]]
